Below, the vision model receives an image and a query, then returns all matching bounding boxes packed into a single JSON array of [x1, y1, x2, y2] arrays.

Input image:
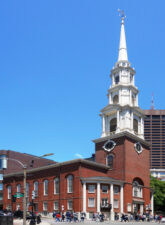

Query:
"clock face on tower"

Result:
[[134, 142, 143, 154], [103, 140, 116, 152]]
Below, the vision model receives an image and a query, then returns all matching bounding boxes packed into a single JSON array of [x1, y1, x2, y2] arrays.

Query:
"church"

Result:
[[3, 15, 152, 220]]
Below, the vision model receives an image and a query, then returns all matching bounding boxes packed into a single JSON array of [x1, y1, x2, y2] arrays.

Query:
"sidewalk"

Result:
[[14, 219, 51, 225]]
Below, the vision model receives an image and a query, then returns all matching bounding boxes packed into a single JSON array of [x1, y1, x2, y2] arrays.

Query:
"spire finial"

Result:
[[117, 9, 128, 62], [118, 9, 126, 21]]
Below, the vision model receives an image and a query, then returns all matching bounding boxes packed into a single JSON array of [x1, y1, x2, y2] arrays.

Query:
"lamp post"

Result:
[[2, 153, 54, 225]]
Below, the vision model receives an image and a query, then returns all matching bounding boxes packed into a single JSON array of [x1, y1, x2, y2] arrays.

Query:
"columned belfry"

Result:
[[101, 14, 144, 139]]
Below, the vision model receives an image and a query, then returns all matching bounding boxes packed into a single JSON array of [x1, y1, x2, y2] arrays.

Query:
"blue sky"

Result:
[[0, 0, 164, 162]]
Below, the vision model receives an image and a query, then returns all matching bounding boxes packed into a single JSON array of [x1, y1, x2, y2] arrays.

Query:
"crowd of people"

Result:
[[52, 212, 86, 222], [119, 213, 164, 223]]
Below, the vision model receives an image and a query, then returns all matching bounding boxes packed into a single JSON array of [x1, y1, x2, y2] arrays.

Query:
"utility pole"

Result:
[[23, 166, 27, 225]]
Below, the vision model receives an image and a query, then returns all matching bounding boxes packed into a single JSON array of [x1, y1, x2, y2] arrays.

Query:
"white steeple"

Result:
[[100, 12, 144, 140], [118, 17, 128, 62]]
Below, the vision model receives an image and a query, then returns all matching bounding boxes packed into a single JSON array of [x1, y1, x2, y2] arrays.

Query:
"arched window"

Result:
[[132, 179, 143, 198], [67, 175, 73, 193], [113, 95, 119, 104], [7, 185, 11, 199], [110, 118, 117, 132], [107, 155, 114, 169], [133, 119, 138, 133], [44, 180, 48, 196], [34, 181, 38, 197], [115, 75, 119, 84], [54, 178, 59, 194], [17, 184, 21, 193]]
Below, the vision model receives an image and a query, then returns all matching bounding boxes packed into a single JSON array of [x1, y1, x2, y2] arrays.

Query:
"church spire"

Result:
[[118, 10, 128, 62]]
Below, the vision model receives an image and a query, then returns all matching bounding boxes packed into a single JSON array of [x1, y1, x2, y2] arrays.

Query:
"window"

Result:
[[0, 174, 3, 181], [107, 155, 113, 169], [88, 185, 95, 193], [26, 183, 29, 197], [101, 198, 108, 207], [67, 175, 73, 193], [102, 185, 108, 193], [88, 198, 95, 207], [44, 180, 48, 195], [110, 118, 117, 132], [115, 75, 119, 84], [67, 200, 73, 210], [54, 201, 59, 210], [133, 119, 138, 133], [0, 183, 3, 191], [43, 202, 48, 211], [54, 178, 59, 194], [0, 155, 7, 169], [114, 186, 119, 194], [114, 199, 119, 208], [7, 185, 11, 199], [132, 180, 143, 198], [113, 95, 119, 104], [17, 184, 21, 193], [34, 181, 38, 196], [0, 193, 3, 200]]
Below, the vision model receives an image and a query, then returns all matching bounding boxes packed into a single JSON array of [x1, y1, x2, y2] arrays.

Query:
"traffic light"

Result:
[[32, 190, 35, 199], [12, 195, 16, 202]]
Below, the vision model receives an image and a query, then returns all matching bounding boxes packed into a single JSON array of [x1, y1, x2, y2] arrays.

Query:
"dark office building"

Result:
[[143, 110, 165, 180]]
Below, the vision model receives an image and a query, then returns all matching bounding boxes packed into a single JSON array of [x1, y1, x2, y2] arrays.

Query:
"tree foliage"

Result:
[[150, 176, 165, 212]]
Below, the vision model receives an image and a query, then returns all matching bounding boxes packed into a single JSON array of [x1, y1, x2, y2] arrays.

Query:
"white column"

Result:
[[83, 182, 86, 212], [97, 183, 100, 213], [151, 192, 154, 216], [117, 110, 120, 132], [140, 204, 143, 215], [141, 118, 143, 136], [131, 111, 133, 131], [102, 115, 105, 137], [130, 89, 132, 105], [120, 185, 124, 213], [109, 93, 112, 104], [110, 184, 114, 221]]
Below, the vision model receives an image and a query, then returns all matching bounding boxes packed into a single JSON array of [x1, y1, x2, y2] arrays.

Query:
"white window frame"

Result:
[[54, 201, 59, 210], [44, 180, 48, 196], [67, 175, 73, 193], [43, 202, 48, 211], [88, 185, 95, 193], [67, 200, 73, 210], [114, 199, 119, 208], [17, 184, 21, 193], [7, 185, 11, 199], [34, 181, 38, 197], [88, 198, 95, 208], [132, 181, 143, 198], [102, 185, 108, 193], [54, 178, 59, 194]]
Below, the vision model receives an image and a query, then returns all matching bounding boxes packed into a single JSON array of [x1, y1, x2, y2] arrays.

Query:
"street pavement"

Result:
[[37, 218, 163, 225], [13, 217, 163, 225]]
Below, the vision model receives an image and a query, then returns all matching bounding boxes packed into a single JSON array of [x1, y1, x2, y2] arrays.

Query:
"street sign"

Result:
[[14, 192, 24, 198]]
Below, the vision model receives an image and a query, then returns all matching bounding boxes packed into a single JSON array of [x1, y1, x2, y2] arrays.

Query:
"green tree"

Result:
[[150, 176, 165, 212]]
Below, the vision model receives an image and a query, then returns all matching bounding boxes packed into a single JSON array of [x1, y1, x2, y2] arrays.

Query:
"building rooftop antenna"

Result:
[[151, 92, 154, 110]]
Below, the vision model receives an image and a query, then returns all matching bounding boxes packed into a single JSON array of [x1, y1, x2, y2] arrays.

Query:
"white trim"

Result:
[[97, 183, 100, 212]]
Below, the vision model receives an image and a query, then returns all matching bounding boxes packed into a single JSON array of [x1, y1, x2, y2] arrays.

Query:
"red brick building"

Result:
[[2, 15, 152, 220]]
